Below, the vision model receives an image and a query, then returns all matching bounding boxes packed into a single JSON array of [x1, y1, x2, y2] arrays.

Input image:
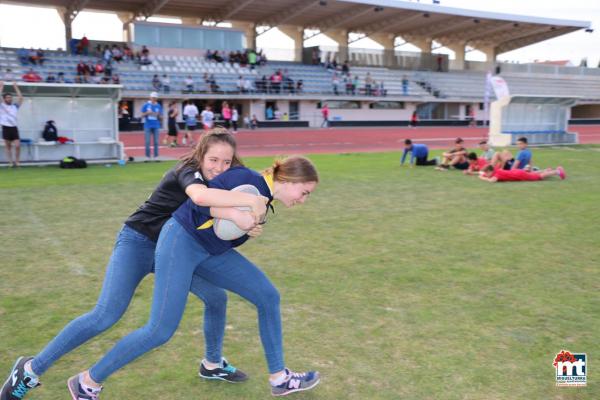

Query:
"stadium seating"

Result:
[[3, 47, 600, 102]]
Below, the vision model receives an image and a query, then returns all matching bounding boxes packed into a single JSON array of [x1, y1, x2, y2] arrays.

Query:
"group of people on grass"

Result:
[[401, 136, 566, 182]]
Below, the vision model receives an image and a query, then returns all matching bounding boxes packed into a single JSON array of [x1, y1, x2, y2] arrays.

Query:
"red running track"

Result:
[[121, 125, 600, 159]]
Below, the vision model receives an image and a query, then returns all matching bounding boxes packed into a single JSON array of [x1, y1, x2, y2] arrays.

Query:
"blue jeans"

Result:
[[144, 126, 160, 158], [31, 225, 227, 376], [89, 218, 284, 383]]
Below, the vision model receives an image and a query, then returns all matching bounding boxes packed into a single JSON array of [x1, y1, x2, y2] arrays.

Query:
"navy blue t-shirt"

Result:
[[173, 166, 273, 255]]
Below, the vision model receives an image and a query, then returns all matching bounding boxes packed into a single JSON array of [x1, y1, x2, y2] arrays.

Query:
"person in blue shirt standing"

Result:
[[401, 139, 437, 166], [141, 91, 163, 161], [65, 156, 321, 398]]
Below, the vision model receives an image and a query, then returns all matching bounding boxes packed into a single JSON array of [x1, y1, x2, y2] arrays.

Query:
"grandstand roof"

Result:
[[18, 0, 591, 54]]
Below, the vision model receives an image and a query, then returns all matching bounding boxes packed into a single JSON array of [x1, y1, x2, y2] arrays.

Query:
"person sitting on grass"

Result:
[[436, 137, 469, 171], [478, 164, 565, 183], [479, 140, 495, 162], [463, 152, 488, 175], [490, 137, 532, 170], [400, 139, 437, 166]]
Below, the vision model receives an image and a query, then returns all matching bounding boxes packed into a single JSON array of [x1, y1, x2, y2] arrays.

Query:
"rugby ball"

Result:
[[213, 184, 260, 240]]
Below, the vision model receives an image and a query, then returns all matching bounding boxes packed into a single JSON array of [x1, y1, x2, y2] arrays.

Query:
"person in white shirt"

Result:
[[236, 76, 244, 93], [231, 106, 239, 133], [243, 78, 253, 94], [182, 100, 199, 146], [184, 76, 194, 92], [201, 105, 215, 132], [0, 81, 24, 167]]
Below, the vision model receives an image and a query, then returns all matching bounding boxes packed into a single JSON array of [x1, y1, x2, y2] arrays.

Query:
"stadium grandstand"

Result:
[[1, 0, 600, 163]]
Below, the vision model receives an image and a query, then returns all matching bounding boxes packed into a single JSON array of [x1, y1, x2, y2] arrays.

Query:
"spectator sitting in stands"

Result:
[[266, 105, 274, 120], [104, 62, 112, 77], [112, 74, 120, 85], [251, 114, 258, 129], [332, 73, 340, 95], [95, 61, 104, 75], [3, 68, 14, 81], [22, 68, 42, 82], [123, 44, 133, 61], [76, 60, 87, 76], [28, 48, 39, 65], [270, 70, 282, 94], [243, 76, 253, 93], [36, 49, 45, 65], [140, 46, 151, 65], [344, 76, 352, 95], [236, 75, 244, 93], [401, 75, 409, 96], [17, 48, 28, 65], [257, 75, 267, 94], [365, 72, 373, 96], [161, 74, 170, 93], [240, 50, 248, 67], [46, 73, 56, 83], [57, 72, 65, 83], [296, 79, 303, 94], [112, 45, 123, 62], [258, 49, 267, 66], [103, 45, 112, 63], [94, 44, 102, 58], [184, 75, 194, 92], [208, 74, 219, 92], [282, 112, 289, 121], [284, 75, 294, 94], [352, 75, 359, 95], [87, 61, 96, 76], [100, 76, 110, 84], [152, 74, 161, 91], [205, 49, 213, 62], [379, 81, 386, 97], [342, 61, 350, 76], [274, 108, 282, 120]]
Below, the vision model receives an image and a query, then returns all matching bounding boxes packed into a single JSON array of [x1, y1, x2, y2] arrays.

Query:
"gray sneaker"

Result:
[[271, 369, 320, 396], [67, 374, 102, 400]]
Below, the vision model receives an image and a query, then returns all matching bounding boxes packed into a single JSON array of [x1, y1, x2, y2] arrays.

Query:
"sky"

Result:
[[0, 0, 599, 66]]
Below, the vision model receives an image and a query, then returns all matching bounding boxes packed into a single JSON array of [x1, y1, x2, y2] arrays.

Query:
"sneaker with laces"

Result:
[[271, 369, 320, 397], [199, 358, 248, 383], [67, 374, 102, 400], [1, 356, 40, 400]]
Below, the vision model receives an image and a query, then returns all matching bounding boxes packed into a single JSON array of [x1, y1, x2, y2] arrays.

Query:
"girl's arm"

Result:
[[478, 175, 497, 183], [210, 207, 256, 231], [185, 184, 268, 222]]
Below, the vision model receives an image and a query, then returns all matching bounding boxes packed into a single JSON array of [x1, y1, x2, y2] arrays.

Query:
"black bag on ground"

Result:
[[42, 120, 58, 141], [60, 156, 87, 169]]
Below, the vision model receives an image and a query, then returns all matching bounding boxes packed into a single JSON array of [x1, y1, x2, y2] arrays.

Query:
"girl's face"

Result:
[[275, 181, 317, 208], [200, 142, 235, 180]]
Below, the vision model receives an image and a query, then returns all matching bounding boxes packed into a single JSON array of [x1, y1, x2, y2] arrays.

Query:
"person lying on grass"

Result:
[[478, 164, 566, 183]]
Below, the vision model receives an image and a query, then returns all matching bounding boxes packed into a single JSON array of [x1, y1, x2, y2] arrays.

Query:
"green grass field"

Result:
[[1, 147, 598, 399]]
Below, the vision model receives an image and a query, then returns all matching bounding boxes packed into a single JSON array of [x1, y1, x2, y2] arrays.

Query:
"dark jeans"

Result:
[[416, 156, 437, 166]]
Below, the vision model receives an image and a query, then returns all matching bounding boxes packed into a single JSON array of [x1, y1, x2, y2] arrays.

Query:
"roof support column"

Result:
[[118, 12, 135, 43], [371, 33, 397, 67], [57, 7, 74, 51], [232, 21, 256, 50], [446, 40, 466, 70], [278, 25, 304, 62], [479, 45, 498, 66], [327, 29, 349, 62]]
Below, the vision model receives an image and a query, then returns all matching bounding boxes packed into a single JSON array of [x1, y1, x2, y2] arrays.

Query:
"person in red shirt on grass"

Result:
[[463, 152, 488, 175], [479, 164, 566, 183]]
